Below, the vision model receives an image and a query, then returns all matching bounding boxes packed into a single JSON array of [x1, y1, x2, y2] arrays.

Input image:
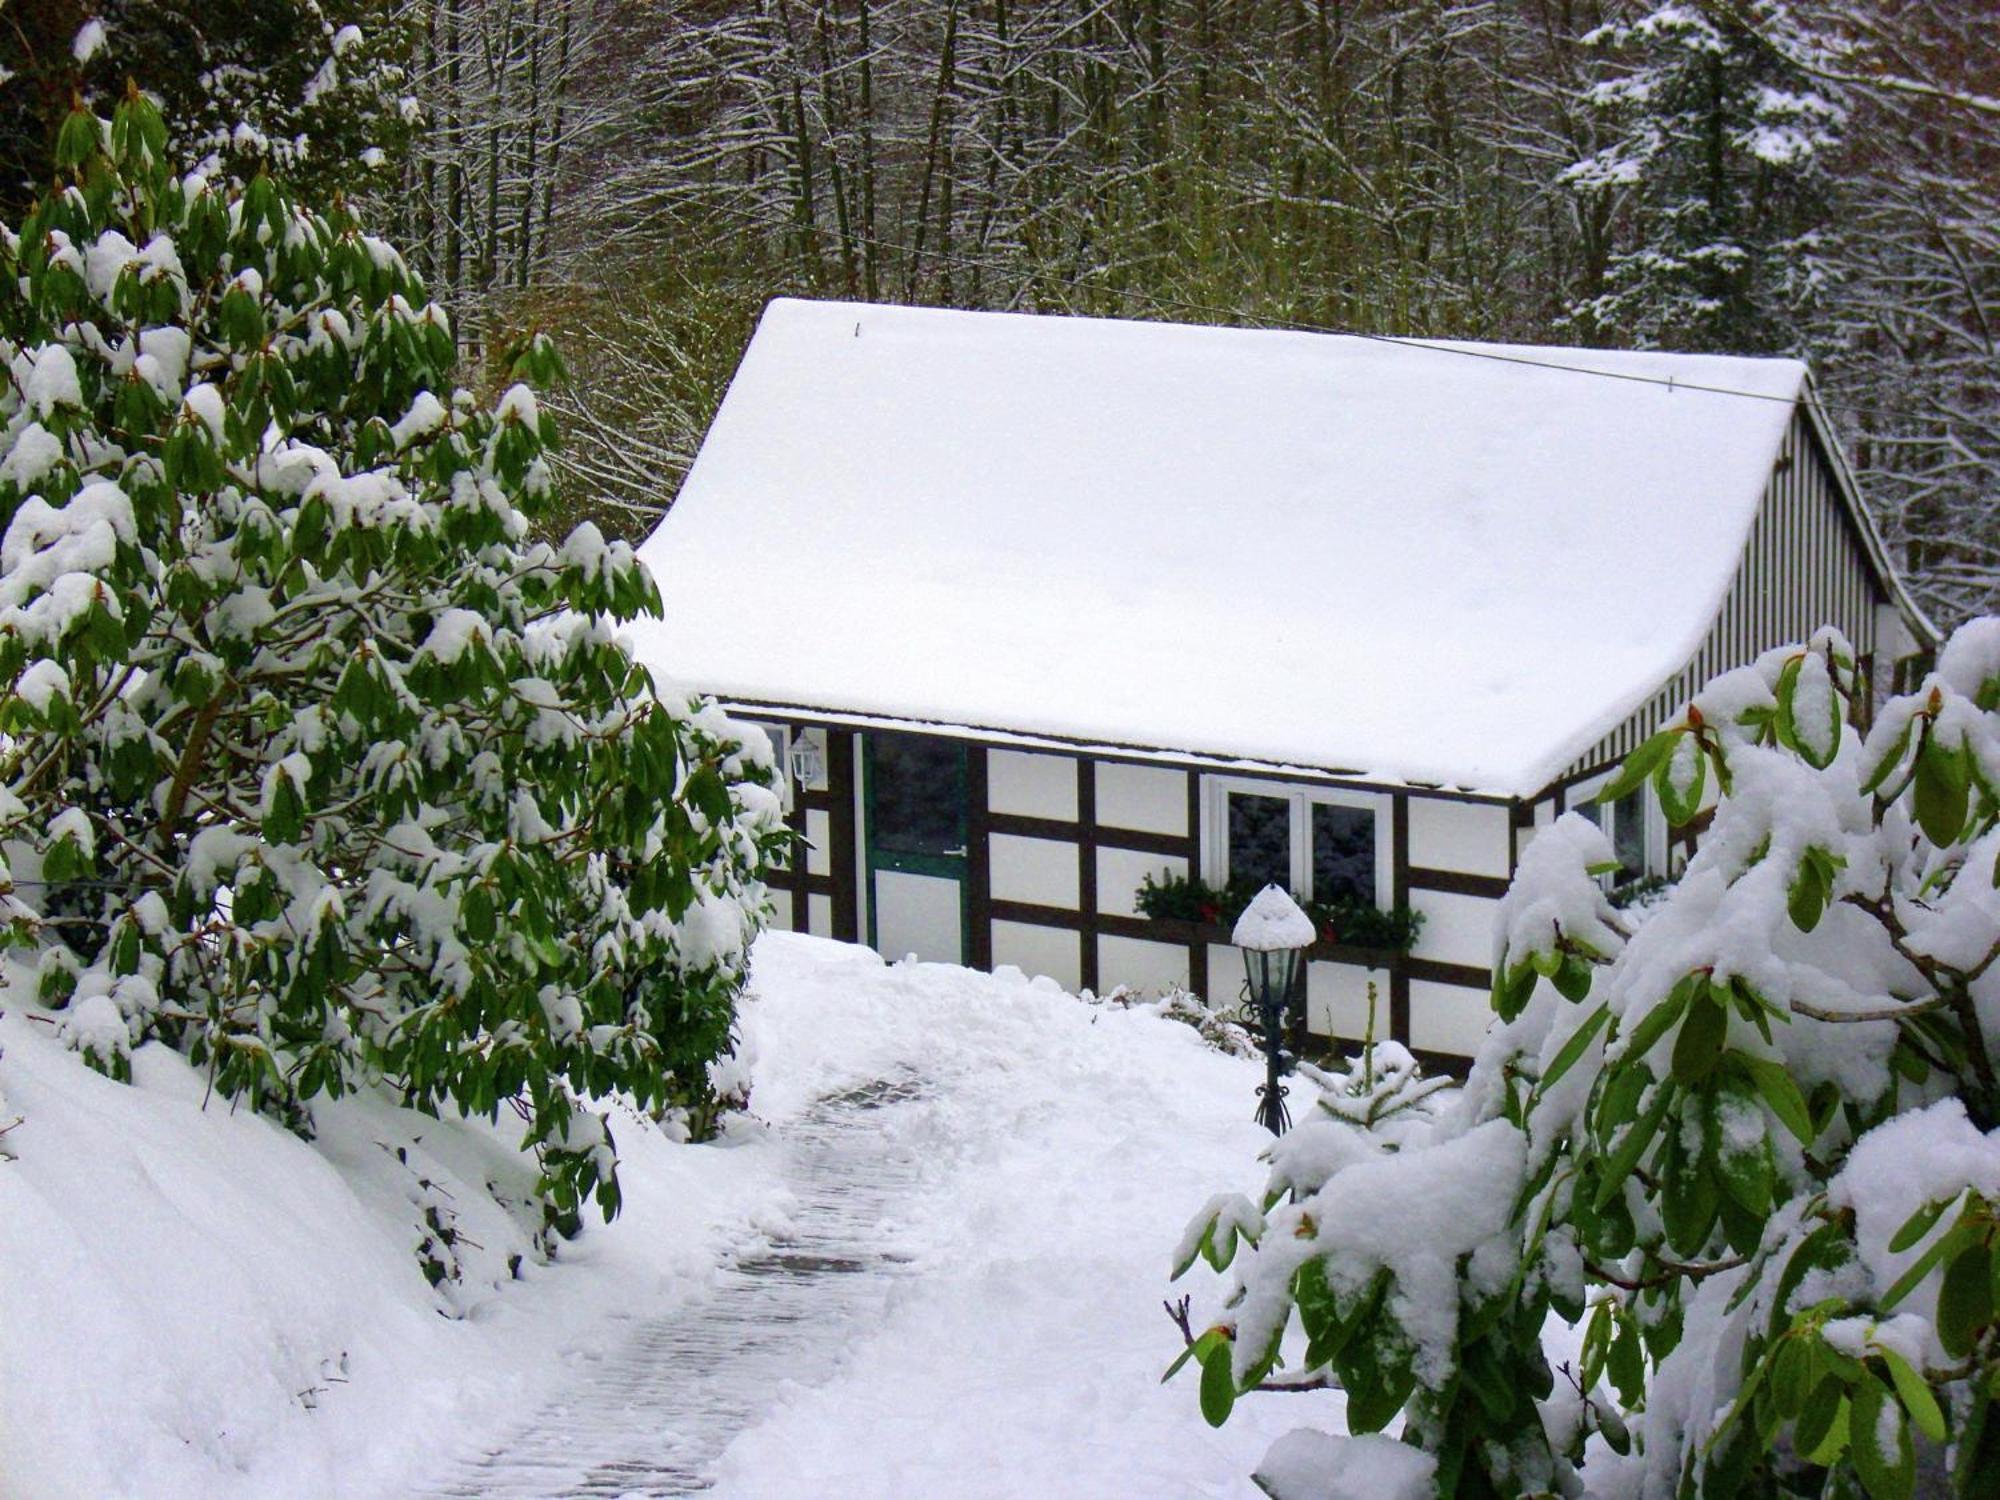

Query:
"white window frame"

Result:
[[1568, 770, 1657, 885], [1201, 777, 1392, 908], [746, 721, 794, 814]]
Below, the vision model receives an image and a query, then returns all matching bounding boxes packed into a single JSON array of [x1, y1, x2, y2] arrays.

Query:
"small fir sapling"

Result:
[[0, 87, 785, 1254], [1168, 623, 2000, 1500]]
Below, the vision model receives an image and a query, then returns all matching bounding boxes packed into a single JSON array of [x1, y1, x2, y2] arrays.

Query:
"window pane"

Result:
[[1227, 793, 1292, 893], [1613, 787, 1646, 883], [1312, 803, 1376, 905], [870, 734, 965, 855]]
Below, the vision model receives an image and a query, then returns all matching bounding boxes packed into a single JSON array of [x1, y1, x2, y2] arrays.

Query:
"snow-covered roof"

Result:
[[629, 299, 1829, 796]]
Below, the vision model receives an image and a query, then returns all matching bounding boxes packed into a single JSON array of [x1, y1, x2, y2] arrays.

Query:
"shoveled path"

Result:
[[416, 1075, 927, 1498]]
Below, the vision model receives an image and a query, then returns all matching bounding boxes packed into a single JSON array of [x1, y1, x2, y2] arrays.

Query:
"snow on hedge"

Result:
[[1175, 622, 2000, 1499]]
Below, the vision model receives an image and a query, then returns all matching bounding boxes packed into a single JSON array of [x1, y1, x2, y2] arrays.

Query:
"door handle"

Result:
[[943, 846, 968, 858]]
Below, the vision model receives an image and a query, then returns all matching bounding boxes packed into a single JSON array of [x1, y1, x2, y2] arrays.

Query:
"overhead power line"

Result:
[[651, 193, 1930, 427]]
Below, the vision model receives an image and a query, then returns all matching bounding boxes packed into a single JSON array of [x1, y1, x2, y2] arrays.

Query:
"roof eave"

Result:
[[713, 695, 1523, 804]]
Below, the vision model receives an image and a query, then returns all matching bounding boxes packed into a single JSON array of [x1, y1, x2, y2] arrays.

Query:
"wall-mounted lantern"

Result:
[[787, 729, 828, 792]]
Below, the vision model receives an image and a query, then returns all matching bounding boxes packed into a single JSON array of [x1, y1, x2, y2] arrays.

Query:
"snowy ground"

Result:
[[1, 932, 1328, 1498]]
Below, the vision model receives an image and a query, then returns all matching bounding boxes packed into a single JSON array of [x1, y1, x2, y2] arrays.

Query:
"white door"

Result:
[[873, 869, 965, 965], [865, 733, 969, 965]]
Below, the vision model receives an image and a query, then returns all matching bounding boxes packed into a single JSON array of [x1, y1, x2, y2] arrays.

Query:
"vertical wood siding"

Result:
[[1560, 409, 1884, 784]]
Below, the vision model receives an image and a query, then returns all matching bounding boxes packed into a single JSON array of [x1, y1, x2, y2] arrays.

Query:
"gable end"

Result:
[[1557, 404, 1906, 788]]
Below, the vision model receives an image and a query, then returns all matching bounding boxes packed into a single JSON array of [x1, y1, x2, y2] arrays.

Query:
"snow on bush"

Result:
[[1173, 625, 2000, 1499], [0, 91, 783, 1254]]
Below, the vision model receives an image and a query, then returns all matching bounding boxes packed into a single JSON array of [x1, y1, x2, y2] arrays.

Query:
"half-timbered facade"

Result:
[[629, 299, 1935, 1063]]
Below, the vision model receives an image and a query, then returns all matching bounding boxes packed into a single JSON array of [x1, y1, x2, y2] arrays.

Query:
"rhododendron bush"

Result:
[[1174, 623, 2000, 1500], [0, 89, 782, 1245]]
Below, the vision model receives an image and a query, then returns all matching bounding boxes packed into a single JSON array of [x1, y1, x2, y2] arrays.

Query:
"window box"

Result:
[[1132, 870, 1423, 959]]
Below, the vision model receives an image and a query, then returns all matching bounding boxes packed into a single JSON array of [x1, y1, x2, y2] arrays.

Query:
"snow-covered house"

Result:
[[628, 298, 1934, 1062]]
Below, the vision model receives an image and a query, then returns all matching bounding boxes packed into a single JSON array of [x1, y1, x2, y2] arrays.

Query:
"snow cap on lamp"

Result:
[[1233, 884, 1315, 951]]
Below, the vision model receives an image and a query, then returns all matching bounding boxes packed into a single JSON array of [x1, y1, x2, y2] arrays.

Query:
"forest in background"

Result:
[[5, 0, 1995, 626]]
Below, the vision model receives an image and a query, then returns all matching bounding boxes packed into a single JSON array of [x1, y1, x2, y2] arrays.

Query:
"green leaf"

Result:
[[1539, 1004, 1611, 1098], [1553, 952, 1594, 1002], [1712, 1076, 1774, 1220], [1876, 1345, 1945, 1444], [54, 108, 101, 171], [1862, 716, 1916, 795], [1162, 1326, 1223, 1385], [1957, 1392, 2000, 1499], [1795, 1371, 1845, 1458], [1887, 1195, 1955, 1255], [1913, 736, 1970, 847], [1654, 732, 1708, 828], [1198, 1341, 1236, 1427], [1491, 959, 1537, 1021], [1777, 652, 1842, 769], [1769, 1334, 1811, 1420], [1851, 1373, 1915, 1500], [1938, 1240, 1994, 1359], [1788, 852, 1828, 932], [1807, 1393, 1851, 1468], [1622, 975, 1697, 1067], [1608, 1314, 1645, 1409], [1739, 1054, 1815, 1146], [1671, 992, 1728, 1086], [1597, 729, 1679, 805], [1594, 1082, 1677, 1211], [1880, 1222, 1971, 1313]]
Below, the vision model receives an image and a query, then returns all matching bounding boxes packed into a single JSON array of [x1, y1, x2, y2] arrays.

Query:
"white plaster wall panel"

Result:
[[1097, 846, 1186, 919], [1307, 961, 1391, 1043], [1408, 799, 1511, 879], [989, 833, 1080, 908], [1098, 934, 1190, 996], [1411, 889, 1500, 971], [1534, 799, 1555, 827], [1409, 980, 1492, 1056], [1095, 762, 1187, 837], [992, 921, 1082, 992], [1206, 944, 1247, 1008], [806, 808, 831, 876], [765, 897, 794, 933], [988, 749, 1079, 820], [808, 893, 832, 934]]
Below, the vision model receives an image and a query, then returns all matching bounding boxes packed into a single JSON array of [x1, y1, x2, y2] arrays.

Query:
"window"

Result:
[[749, 722, 792, 810], [747, 722, 792, 865], [1208, 779, 1387, 906], [1610, 787, 1646, 885], [1312, 803, 1376, 904], [1572, 779, 1650, 886], [1227, 792, 1292, 891], [868, 733, 967, 858]]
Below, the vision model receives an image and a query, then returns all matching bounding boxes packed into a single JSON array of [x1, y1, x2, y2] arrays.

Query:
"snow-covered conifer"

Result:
[[1175, 622, 2000, 1498], [1565, 1, 1844, 355], [0, 87, 783, 1242]]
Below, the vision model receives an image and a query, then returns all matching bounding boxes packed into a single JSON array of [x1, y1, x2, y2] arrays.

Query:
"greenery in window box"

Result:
[[1133, 871, 1423, 954], [1606, 871, 1671, 910]]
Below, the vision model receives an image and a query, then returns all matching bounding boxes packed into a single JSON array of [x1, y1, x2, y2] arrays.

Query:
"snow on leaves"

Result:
[[0, 90, 784, 1257], [1175, 619, 2000, 1500]]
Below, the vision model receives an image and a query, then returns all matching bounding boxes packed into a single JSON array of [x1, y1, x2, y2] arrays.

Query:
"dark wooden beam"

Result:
[[828, 731, 859, 942], [1405, 867, 1510, 899], [966, 746, 992, 969], [1077, 759, 1099, 994], [1390, 792, 1411, 1045]]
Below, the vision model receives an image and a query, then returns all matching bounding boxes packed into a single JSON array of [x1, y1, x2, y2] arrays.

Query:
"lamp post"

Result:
[[1231, 884, 1315, 1135]]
